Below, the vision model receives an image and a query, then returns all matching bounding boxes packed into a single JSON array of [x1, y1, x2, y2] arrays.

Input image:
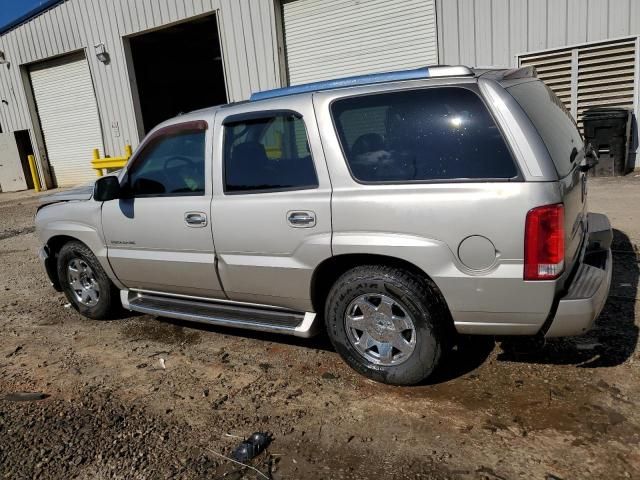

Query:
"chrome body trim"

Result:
[[121, 289, 319, 338], [128, 288, 301, 312]]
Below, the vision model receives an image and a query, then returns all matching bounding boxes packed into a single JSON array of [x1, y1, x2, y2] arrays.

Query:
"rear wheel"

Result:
[[325, 265, 448, 385], [57, 241, 120, 320]]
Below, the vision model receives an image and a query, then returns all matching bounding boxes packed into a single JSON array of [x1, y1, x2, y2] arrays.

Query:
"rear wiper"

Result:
[[570, 147, 578, 163], [579, 144, 599, 172]]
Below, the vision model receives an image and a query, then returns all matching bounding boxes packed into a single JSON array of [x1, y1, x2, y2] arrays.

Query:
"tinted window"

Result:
[[331, 87, 517, 182], [224, 113, 318, 193], [507, 80, 583, 177], [128, 131, 206, 196]]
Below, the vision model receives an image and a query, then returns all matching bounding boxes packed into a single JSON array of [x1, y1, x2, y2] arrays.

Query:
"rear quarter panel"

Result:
[[313, 80, 563, 335], [329, 182, 561, 334]]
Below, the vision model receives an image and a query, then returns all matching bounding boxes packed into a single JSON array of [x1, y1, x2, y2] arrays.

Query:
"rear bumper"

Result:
[[544, 213, 613, 337]]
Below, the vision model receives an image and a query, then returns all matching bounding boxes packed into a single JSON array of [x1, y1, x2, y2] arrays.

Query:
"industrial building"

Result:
[[0, 0, 639, 190]]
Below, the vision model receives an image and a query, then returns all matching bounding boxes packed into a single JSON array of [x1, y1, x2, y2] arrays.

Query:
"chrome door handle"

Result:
[[185, 212, 207, 227], [287, 211, 316, 228]]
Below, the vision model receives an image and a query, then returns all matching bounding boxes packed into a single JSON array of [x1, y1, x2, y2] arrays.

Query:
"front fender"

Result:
[[35, 201, 125, 290]]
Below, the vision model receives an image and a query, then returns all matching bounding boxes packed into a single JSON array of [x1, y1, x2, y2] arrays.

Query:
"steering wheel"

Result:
[[163, 155, 198, 187], [164, 155, 196, 172]]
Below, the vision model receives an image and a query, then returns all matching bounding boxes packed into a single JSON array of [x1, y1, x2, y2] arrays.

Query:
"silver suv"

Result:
[[35, 66, 612, 385]]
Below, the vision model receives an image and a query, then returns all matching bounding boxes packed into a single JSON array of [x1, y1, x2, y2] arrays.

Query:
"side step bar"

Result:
[[121, 290, 318, 338]]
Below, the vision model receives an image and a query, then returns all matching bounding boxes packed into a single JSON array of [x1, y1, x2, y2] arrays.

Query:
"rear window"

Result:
[[330, 87, 518, 183], [223, 113, 318, 193], [507, 80, 583, 178]]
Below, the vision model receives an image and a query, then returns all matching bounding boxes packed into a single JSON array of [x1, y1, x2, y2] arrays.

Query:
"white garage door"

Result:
[[282, 0, 438, 85], [30, 53, 104, 187]]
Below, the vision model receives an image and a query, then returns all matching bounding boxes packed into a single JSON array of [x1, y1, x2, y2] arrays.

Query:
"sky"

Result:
[[0, 0, 54, 31]]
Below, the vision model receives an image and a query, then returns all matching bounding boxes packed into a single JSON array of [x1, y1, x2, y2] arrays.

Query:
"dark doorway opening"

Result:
[[129, 14, 227, 134], [14, 130, 35, 189]]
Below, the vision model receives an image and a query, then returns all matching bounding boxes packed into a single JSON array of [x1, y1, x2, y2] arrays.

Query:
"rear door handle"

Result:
[[287, 211, 316, 228], [185, 212, 207, 227]]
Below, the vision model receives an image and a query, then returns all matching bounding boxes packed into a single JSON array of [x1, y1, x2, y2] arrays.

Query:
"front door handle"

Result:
[[185, 212, 207, 227], [287, 211, 316, 228]]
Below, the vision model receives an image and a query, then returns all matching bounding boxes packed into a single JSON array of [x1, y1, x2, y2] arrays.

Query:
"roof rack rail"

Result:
[[250, 65, 473, 101]]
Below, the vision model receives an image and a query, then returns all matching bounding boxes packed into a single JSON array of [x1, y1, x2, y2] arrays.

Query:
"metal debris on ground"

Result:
[[3, 392, 49, 402], [231, 432, 272, 462]]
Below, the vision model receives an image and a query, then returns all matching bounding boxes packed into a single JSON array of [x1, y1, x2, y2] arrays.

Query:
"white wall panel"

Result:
[[439, 0, 640, 67], [474, 0, 493, 66], [547, 0, 567, 48], [282, 0, 438, 85], [0, 0, 281, 188], [587, 0, 609, 42], [491, 0, 510, 67]]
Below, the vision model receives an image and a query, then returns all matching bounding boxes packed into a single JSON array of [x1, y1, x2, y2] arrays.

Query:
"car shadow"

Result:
[[151, 316, 336, 352], [152, 314, 495, 383], [423, 335, 496, 385], [497, 228, 639, 368], [120, 229, 638, 381]]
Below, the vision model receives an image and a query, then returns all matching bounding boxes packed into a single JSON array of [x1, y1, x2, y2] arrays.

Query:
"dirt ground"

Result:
[[1, 176, 639, 480]]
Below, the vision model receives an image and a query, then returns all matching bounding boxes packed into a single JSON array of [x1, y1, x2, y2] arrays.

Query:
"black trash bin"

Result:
[[582, 107, 632, 176]]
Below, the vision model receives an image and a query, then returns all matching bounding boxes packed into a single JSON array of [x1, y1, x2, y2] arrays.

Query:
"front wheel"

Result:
[[325, 265, 447, 385], [57, 241, 120, 320]]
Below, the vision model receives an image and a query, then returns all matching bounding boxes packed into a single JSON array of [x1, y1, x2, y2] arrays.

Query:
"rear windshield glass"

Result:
[[507, 80, 583, 178], [330, 87, 518, 183]]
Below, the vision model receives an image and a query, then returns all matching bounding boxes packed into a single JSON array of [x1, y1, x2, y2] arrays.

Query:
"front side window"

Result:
[[331, 87, 518, 182], [223, 113, 318, 193], [128, 130, 206, 196]]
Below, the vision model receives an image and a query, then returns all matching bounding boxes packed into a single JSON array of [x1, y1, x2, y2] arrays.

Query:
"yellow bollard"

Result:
[[92, 148, 102, 177], [27, 155, 42, 192], [91, 145, 131, 176]]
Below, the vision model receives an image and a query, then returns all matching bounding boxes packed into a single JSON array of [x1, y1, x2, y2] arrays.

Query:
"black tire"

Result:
[[325, 265, 448, 385], [57, 241, 120, 320]]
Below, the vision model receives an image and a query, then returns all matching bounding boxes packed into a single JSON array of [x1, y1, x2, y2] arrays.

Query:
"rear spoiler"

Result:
[[475, 66, 538, 81], [502, 66, 537, 80]]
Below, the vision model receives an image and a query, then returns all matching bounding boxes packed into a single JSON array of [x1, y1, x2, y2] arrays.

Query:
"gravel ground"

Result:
[[1, 177, 639, 479]]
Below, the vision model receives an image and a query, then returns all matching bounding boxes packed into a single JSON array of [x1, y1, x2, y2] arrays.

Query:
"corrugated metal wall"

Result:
[[0, 0, 281, 162], [282, 0, 438, 85], [437, 0, 640, 67]]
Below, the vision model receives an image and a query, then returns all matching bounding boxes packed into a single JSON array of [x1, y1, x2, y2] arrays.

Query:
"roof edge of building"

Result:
[[0, 0, 65, 37]]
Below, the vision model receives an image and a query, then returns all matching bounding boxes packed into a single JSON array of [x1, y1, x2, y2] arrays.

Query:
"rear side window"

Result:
[[507, 80, 583, 178], [223, 113, 318, 193], [331, 87, 517, 183]]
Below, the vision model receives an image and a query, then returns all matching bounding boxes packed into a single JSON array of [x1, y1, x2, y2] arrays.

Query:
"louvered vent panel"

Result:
[[519, 38, 638, 136], [520, 51, 573, 112], [576, 40, 636, 131]]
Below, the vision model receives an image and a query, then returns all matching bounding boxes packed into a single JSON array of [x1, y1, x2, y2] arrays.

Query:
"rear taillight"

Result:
[[524, 203, 565, 280]]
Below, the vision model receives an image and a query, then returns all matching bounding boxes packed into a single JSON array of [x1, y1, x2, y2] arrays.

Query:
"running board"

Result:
[[121, 290, 318, 338]]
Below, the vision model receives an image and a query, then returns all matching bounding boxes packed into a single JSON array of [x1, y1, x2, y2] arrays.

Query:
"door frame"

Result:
[[121, 11, 228, 140]]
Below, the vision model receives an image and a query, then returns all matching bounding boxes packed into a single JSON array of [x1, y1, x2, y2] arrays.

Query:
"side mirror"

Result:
[[94, 176, 121, 201]]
